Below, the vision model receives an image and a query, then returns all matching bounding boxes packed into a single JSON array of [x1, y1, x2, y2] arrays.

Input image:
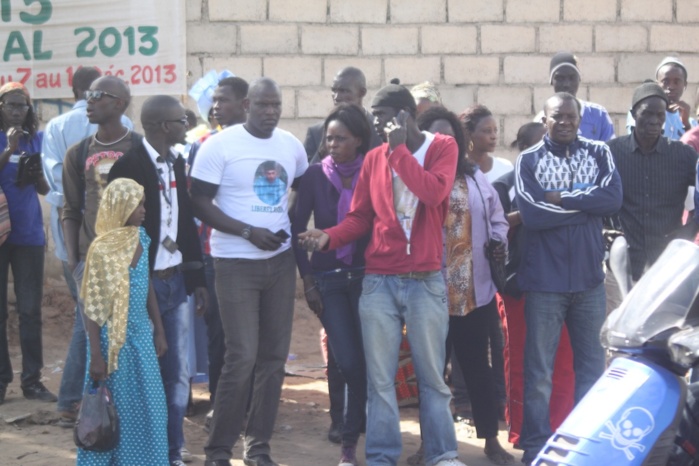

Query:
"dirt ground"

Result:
[[0, 276, 519, 466]]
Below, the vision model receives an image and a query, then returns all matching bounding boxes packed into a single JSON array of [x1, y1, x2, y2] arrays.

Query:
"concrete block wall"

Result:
[[186, 0, 699, 160]]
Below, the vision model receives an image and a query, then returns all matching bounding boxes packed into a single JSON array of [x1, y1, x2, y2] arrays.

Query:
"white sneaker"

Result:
[[434, 459, 466, 466], [180, 447, 193, 463]]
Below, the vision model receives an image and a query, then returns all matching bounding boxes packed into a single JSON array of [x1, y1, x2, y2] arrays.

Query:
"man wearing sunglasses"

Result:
[[109, 95, 208, 466], [62, 77, 142, 419], [43, 66, 134, 428]]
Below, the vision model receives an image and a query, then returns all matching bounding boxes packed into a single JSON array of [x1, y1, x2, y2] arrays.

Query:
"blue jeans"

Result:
[[0, 244, 45, 387], [316, 268, 367, 446], [520, 282, 607, 463], [153, 270, 190, 462], [202, 254, 224, 402], [57, 261, 85, 413], [359, 273, 457, 466]]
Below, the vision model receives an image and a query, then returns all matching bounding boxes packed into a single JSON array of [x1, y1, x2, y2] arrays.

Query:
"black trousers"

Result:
[[447, 298, 499, 439]]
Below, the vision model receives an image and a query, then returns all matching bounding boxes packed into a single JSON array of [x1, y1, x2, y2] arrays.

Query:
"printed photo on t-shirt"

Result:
[[253, 160, 288, 206]]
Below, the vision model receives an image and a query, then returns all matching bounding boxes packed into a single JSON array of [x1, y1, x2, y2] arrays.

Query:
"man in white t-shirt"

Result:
[[190, 78, 308, 466]]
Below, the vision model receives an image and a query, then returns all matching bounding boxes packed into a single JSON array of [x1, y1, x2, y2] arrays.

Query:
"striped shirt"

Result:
[[607, 134, 698, 279]]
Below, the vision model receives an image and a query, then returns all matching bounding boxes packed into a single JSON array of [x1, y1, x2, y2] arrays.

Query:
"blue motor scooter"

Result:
[[533, 239, 699, 466]]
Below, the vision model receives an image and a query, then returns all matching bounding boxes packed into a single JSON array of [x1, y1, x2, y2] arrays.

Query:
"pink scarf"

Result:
[[321, 154, 364, 264]]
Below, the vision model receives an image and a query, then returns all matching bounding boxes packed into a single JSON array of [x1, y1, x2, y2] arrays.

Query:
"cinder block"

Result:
[[209, 0, 265, 21], [240, 25, 298, 54], [448, 0, 504, 22], [534, 86, 556, 114], [650, 26, 699, 53], [539, 25, 593, 53], [677, 0, 699, 23], [576, 56, 616, 84], [187, 23, 238, 54], [298, 89, 335, 118], [440, 86, 476, 114], [390, 0, 446, 23], [588, 87, 635, 114], [200, 57, 263, 82], [477, 87, 532, 115], [323, 58, 383, 88], [186, 56, 202, 89], [595, 25, 648, 52], [302, 26, 359, 55], [506, 0, 559, 22], [481, 25, 536, 54], [444, 57, 500, 85], [503, 56, 550, 84], [422, 25, 477, 55], [279, 118, 317, 143], [186, 0, 202, 21], [618, 54, 667, 83], [269, 0, 327, 22], [621, 0, 673, 21], [503, 115, 537, 149], [564, 0, 616, 21], [384, 57, 441, 86], [281, 88, 296, 119], [264, 57, 323, 86], [613, 116, 629, 136], [330, 0, 388, 23], [362, 27, 419, 55]]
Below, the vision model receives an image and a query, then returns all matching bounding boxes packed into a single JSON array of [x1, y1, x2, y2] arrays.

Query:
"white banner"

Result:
[[0, 0, 186, 98]]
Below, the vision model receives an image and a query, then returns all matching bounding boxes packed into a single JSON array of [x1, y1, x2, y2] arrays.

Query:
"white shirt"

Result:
[[143, 139, 182, 270], [484, 157, 514, 183], [392, 131, 434, 242], [190, 124, 308, 259]]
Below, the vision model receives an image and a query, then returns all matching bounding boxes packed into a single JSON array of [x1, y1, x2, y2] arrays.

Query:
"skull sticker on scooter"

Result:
[[599, 407, 655, 460]]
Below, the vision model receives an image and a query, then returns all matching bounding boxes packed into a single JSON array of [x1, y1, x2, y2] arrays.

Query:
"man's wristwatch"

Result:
[[241, 225, 252, 240]]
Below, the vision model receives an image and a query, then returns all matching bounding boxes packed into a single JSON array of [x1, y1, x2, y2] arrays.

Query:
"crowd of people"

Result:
[[0, 48, 695, 466]]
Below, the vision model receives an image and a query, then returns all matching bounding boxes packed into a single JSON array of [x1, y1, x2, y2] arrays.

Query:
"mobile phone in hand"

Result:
[[275, 229, 290, 240]]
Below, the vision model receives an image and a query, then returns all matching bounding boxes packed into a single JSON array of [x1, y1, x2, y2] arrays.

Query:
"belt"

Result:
[[152, 261, 202, 280], [394, 271, 436, 280], [315, 267, 365, 280]]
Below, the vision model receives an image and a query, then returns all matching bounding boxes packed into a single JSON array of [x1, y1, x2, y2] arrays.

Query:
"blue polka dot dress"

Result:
[[78, 229, 169, 465]]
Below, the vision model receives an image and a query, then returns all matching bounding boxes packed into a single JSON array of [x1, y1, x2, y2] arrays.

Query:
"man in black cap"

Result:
[[609, 82, 698, 282], [537, 51, 615, 142], [299, 80, 464, 466]]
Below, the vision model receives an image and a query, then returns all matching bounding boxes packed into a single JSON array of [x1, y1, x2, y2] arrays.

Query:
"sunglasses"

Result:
[[160, 117, 189, 126], [84, 90, 121, 101]]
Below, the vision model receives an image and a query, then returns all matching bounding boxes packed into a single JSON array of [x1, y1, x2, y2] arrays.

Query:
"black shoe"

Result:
[[327, 421, 342, 444], [0, 383, 6, 405], [204, 461, 231, 466], [243, 455, 279, 466], [21, 381, 57, 402]]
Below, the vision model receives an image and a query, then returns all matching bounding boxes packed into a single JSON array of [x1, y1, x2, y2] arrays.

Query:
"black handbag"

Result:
[[473, 177, 507, 293], [74, 380, 120, 452]]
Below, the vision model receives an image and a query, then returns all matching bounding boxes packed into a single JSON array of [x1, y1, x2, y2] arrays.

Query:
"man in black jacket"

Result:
[[303, 66, 382, 164], [109, 95, 208, 466]]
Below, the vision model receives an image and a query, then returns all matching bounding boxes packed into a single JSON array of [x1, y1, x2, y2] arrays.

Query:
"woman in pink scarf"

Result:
[[292, 103, 372, 466]]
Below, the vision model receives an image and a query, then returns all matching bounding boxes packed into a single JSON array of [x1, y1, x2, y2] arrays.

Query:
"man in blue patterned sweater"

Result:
[[515, 92, 623, 465]]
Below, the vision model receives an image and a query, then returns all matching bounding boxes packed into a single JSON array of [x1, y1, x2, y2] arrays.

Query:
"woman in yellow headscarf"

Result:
[[78, 178, 169, 465]]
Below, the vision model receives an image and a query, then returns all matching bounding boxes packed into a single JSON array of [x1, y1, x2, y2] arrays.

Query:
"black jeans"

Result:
[[0, 243, 44, 387], [316, 268, 367, 446]]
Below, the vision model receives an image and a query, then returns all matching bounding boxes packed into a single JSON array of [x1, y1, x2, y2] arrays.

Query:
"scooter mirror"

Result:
[[668, 327, 699, 369]]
